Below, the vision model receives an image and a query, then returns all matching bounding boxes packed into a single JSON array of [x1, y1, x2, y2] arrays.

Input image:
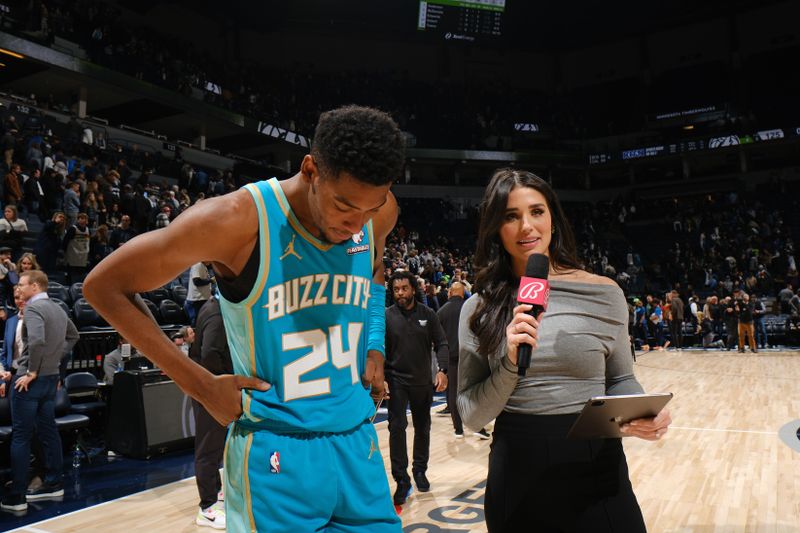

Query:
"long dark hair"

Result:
[[470, 169, 581, 358]]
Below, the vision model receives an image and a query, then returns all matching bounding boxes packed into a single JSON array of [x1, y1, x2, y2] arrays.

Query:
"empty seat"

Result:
[[47, 283, 71, 305], [73, 298, 102, 330], [171, 285, 187, 306], [64, 372, 106, 417], [145, 287, 171, 306], [158, 299, 187, 326], [0, 395, 12, 444], [142, 298, 160, 323], [51, 297, 71, 318], [69, 282, 84, 303]]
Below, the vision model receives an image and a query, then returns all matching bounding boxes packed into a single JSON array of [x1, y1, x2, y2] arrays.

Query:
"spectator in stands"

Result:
[[0, 247, 19, 304], [778, 283, 794, 314], [189, 295, 231, 529], [89, 224, 112, 268], [0, 287, 25, 391], [16, 252, 41, 274], [34, 211, 66, 274], [1, 128, 16, 170], [82, 191, 100, 228], [0, 205, 28, 259], [108, 214, 137, 249], [633, 298, 649, 350], [649, 297, 667, 350], [23, 167, 44, 221], [1, 270, 79, 512], [4, 164, 23, 208], [63, 180, 81, 227], [184, 262, 213, 326], [62, 212, 91, 283]]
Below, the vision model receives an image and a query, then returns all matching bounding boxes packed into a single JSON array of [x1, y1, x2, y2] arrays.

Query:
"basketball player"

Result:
[[84, 105, 406, 532]]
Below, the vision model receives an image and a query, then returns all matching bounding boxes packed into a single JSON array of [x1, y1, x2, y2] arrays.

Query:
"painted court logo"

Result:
[[269, 451, 281, 473]]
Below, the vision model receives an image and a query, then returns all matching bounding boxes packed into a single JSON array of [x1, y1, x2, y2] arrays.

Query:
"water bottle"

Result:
[[72, 443, 81, 469]]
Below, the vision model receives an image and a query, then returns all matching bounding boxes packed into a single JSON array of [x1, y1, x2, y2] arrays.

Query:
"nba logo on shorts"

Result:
[[269, 451, 281, 474]]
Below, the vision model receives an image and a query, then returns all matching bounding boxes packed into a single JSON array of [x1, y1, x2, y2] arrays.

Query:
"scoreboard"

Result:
[[417, 0, 505, 43]]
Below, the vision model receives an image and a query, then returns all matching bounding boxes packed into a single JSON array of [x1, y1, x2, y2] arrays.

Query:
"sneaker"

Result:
[[26, 482, 64, 501], [0, 493, 27, 512], [454, 431, 464, 439], [413, 471, 430, 492], [474, 428, 491, 440], [436, 407, 451, 416], [393, 480, 412, 505], [196, 505, 226, 529]]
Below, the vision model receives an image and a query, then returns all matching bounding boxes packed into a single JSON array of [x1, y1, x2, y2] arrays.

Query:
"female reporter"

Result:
[[457, 169, 671, 532]]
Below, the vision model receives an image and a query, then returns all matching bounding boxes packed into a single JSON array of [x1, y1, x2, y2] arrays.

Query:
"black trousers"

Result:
[[485, 412, 646, 533], [193, 400, 228, 509], [447, 356, 463, 434], [669, 320, 683, 349], [387, 380, 432, 482]]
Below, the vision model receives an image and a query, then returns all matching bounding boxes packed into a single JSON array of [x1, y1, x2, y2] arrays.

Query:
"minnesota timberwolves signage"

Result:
[[256, 121, 310, 148]]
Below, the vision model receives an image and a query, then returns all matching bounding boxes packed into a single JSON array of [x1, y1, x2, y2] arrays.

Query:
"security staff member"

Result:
[[385, 270, 448, 506]]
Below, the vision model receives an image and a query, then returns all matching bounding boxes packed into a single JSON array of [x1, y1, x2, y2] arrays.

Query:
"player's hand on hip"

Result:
[[505, 304, 541, 366], [434, 371, 448, 392], [203, 374, 270, 427], [620, 408, 672, 441]]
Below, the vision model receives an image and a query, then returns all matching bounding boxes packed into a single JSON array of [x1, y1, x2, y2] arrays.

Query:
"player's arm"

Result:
[[83, 190, 269, 426], [362, 191, 398, 400]]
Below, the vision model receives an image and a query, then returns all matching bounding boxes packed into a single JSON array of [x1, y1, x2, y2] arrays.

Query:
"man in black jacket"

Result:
[[436, 282, 489, 440], [385, 270, 448, 506], [189, 294, 232, 529]]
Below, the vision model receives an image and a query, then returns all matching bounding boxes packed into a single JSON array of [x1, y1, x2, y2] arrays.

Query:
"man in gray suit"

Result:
[[1, 270, 79, 512]]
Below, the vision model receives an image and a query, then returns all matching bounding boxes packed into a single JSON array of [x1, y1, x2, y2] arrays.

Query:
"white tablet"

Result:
[[567, 392, 673, 439]]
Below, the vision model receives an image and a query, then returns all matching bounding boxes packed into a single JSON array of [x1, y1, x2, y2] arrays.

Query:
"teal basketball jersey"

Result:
[[219, 178, 376, 434]]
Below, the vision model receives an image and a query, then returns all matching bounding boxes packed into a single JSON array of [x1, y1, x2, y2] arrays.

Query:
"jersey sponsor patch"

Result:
[[346, 244, 370, 256], [269, 451, 281, 473]]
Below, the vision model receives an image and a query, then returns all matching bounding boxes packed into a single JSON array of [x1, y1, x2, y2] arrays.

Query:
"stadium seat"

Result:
[[54, 386, 92, 464], [69, 282, 84, 303], [73, 298, 102, 330], [47, 282, 72, 306], [142, 298, 160, 323], [64, 372, 106, 418], [158, 299, 187, 326], [171, 285, 187, 306], [145, 287, 171, 306], [0, 395, 12, 444], [51, 297, 71, 318]]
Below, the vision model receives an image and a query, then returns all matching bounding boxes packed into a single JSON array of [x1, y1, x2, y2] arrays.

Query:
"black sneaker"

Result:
[[26, 482, 64, 501], [393, 480, 412, 505], [436, 407, 451, 416], [1, 493, 27, 512], [413, 471, 430, 492], [474, 428, 491, 440]]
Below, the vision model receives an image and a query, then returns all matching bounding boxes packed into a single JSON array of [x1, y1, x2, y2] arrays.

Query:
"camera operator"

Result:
[[734, 293, 757, 353]]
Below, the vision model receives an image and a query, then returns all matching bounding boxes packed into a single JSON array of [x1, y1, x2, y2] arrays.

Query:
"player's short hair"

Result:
[[311, 105, 406, 187]]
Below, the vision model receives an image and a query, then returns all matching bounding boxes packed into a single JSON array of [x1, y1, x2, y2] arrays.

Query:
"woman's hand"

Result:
[[620, 408, 672, 441], [505, 304, 541, 366]]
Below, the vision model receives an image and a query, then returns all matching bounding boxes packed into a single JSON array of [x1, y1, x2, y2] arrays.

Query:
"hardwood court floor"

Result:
[[9, 349, 800, 532]]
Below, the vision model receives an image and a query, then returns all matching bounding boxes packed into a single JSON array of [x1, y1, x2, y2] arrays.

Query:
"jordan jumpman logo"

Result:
[[280, 234, 302, 261]]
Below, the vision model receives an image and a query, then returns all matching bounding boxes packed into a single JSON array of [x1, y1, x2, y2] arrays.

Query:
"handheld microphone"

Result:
[[516, 254, 550, 376]]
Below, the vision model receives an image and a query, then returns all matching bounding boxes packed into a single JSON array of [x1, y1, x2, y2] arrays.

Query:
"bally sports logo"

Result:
[[517, 277, 550, 307]]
